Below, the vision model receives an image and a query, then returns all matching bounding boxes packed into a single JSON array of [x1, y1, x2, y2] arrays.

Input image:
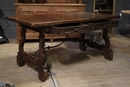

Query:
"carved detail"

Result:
[[17, 26, 26, 66], [51, 20, 118, 35], [17, 26, 48, 82], [51, 24, 90, 35], [89, 20, 118, 30], [102, 28, 113, 60], [36, 11, 48, 15], [79, 20, 117, 60], [22, 11, 34, 15], [79, 33, 86, 51], [85, 39, 104, 50], [38, 32, 48, 82]]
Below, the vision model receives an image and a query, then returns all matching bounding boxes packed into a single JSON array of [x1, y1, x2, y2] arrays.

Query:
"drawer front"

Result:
[[50, 20, 118, 35], [51, 24, 90, 35], [89, 20, 118, 30]]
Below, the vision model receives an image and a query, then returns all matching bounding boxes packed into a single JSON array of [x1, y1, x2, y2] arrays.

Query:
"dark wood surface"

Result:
[[5, 12, 120, 27], [5, 12, 120, 82]]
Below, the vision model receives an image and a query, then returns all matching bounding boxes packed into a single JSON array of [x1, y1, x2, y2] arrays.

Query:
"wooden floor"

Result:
[[0, 35, 130, 87]]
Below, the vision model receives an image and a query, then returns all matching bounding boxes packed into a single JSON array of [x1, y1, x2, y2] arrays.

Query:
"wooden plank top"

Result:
[[5, 12, 120, 27]]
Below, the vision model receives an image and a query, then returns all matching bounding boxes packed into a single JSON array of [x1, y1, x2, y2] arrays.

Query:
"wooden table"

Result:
[[121, 10, 130, 14], [5, 12, 120, 82]]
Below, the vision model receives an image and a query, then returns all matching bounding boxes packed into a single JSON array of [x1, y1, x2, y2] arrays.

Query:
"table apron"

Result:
[[50, 20, 118, 35]]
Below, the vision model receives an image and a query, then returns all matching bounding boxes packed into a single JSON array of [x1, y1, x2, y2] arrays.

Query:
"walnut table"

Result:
[[5, 12, 120, 82]]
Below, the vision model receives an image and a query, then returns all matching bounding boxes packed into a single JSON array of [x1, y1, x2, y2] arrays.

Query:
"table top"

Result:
[[121, 10, 130, 14], [5, 12, 120, 27]]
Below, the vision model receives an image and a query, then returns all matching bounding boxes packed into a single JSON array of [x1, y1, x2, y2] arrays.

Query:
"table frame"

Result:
[[17, 23, 116, 82], [5, 12, 120, 82]]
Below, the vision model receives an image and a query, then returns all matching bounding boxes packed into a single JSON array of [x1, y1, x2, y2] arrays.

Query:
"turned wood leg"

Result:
[[79, 33, 86, 51], [38, 33, 48, 82], [102, 28, 113, 61], [17, 26, 26, 66]]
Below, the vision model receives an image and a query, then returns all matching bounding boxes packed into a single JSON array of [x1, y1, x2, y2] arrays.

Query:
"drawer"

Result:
[[50, 20, 118, 35], [51, 23, 90, 35], [88, 20, 118, 30]]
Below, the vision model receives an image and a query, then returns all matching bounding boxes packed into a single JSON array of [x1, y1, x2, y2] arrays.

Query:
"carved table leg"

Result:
[[102, 28, 113, 61], [17, 26, 26, 66], [79, 33, 86, 51], [38, 32, 48, 82]]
